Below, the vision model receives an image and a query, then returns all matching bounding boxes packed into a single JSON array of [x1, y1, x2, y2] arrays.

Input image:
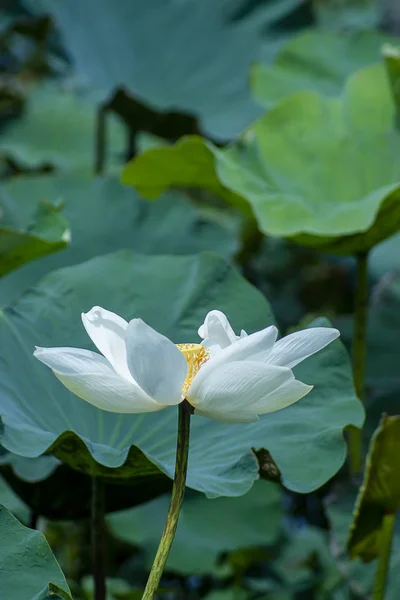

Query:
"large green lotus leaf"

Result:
[[326, 487, 400, 599], [0, 441, 171, 520], [264, 316, 364, 491], [0, 198, 69, 277], [125, 64, 400, 255], [0, 251, 363, 495], [21, 0, 309, 140], [0, 452, 155, 520], [216, 63, 400, 254], [0, 174, 237, 306], [108, 479, 282, 575], [0, 450, 156, 520], [0, 86, 125, 171], [0, 505, 72, 600], [348, 415, 400, 561], [121, 136, 249, 214], [0, 462, 172, 519], [251, 29, 395, 109]]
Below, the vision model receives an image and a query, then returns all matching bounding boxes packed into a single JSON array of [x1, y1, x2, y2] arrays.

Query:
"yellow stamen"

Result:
[[176, 343, 210, 397]]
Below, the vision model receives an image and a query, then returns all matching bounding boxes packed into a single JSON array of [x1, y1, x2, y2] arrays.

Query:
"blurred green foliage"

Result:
[[0, 1, 399, 599]]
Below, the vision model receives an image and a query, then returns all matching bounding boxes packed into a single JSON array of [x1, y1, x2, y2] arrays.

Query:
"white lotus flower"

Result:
[[34, 306, 339, 423]]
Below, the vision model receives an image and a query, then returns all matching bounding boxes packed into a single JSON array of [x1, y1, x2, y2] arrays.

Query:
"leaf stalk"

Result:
[[372, 511, 396, 599]]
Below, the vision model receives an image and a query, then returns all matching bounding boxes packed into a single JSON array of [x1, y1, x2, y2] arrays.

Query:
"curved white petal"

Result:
[[248, 378, 312, 414], [125, 319, 187, 405], [34, 346, 164, 413], [81, 306, 132, 380], [202, 324, 278, 371], [188, 360, 310, 418], [198, 310, 239, 349], [267, 327, 340, 369]]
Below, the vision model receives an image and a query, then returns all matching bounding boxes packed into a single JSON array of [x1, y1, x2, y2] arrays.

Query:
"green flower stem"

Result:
[[372, 511, 396, 599], [91, 476, 106, 600], [349, 251, 369, 474], [142, 401, 191, 600]]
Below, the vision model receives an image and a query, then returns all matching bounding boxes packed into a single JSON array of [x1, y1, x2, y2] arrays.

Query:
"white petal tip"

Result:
[[295, 382, 314, 396], [306, 326, 340, 340], [130, 317, 145, 325], [321, 327, 340, 345], [81, 311, 91, 327], [81, 306, 102, 322], [33, 346, 54, 367]]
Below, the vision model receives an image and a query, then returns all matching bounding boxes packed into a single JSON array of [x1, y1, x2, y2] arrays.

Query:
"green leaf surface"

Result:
[[126, 64, 400, 254], [0, 174, 237, 306], [21, 0, 309, 140], [0, 251, 363, 495], [108, 480, 282, 575], [252, 29, 395, 109], [217, 63, 400, 254], [0, 504, 72, 600], [121, 136, 249, 214], [348, 415, 400, 561], [121, 136, 250, 214], [0, 87, 125, 171], [0, 198, 69, 277]]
